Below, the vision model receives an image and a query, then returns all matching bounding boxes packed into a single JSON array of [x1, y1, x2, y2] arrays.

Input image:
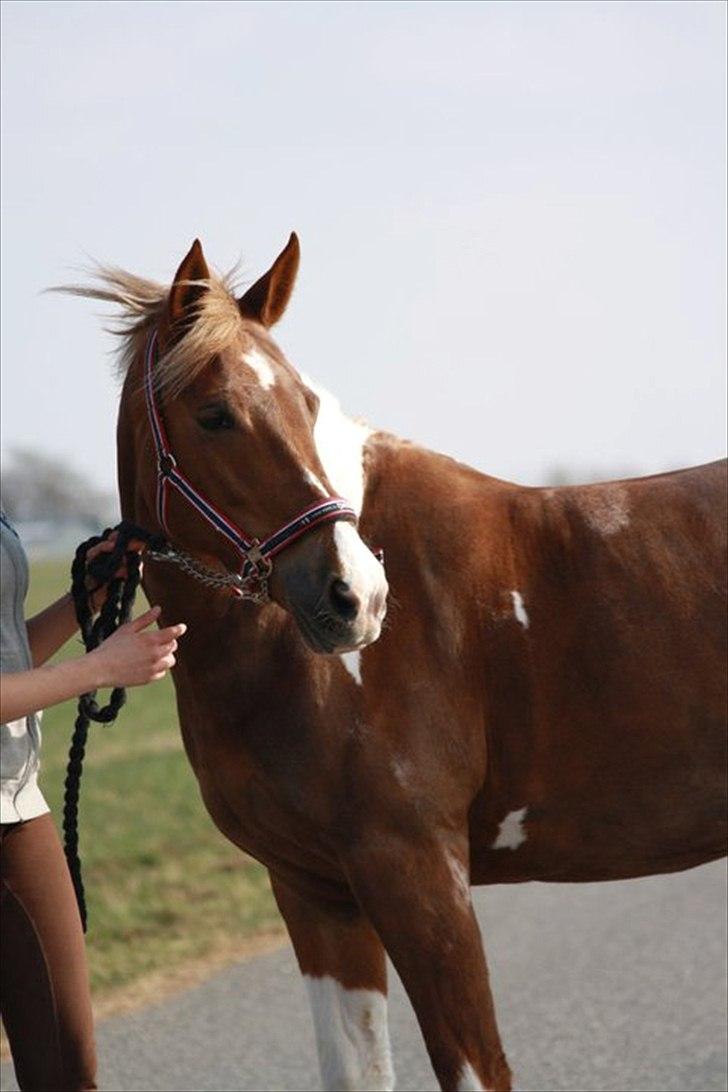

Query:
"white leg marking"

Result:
[[457, 1060, 487, 1091], [304, 975, 395, 1091], [242, 347, 276, 389], [492, 807, 528, 850], [341, 650, 362, 685], [510, 589, 529, 629]]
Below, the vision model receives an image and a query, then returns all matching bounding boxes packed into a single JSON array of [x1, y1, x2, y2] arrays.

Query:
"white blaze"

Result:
[[492, 807, 528, 850], [303, 375, 372, 515], [333, 521, 387, 635], [301, 373, 388, 645], [243, 347, 276, 389], [304, 467, 327, 494], [304, 975, 395, 1091]]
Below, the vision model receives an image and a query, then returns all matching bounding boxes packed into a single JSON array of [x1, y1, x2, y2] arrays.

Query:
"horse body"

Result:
[[90, 234, 725, 1092], [336, 439, 728, 889]]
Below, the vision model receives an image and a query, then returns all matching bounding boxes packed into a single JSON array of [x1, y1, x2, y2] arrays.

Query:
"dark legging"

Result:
[[1, 813, 97, 1091]]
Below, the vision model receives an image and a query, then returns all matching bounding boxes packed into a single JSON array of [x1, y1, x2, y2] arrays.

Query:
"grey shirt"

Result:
[[0, 512, 49, 822]]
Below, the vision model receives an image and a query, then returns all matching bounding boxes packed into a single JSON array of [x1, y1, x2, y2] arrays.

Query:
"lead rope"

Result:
[[63, 521, 160, 932]]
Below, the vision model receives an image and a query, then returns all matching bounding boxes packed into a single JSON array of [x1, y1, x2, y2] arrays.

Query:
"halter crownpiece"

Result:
[[143, 330, 360, 601]]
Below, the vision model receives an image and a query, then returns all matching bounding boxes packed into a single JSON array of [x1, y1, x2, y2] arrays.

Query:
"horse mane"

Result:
[[52, 265, 244, 396]]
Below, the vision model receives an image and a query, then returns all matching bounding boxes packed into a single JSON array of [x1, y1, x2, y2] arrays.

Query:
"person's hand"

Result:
[[85, 531, 147, 613], [88, 606, 186, 688]]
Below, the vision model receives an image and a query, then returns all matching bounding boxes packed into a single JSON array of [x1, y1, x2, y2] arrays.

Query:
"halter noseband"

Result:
[[143, 331, 358, 600]]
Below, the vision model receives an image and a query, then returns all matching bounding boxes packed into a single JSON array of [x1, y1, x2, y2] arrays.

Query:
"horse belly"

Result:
[[469, 697, 727, 884]]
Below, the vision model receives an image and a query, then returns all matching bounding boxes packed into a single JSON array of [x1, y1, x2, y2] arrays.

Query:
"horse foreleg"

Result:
[[270, 874, 395, 1092], [344, 834, 511, 1092]]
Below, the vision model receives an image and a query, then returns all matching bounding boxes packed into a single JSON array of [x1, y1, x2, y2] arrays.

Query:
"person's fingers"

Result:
[[129, 605, 162, 632], [158, 623, 187, 641], [151, 641, 177, 659], [153, 653, 176, 673]]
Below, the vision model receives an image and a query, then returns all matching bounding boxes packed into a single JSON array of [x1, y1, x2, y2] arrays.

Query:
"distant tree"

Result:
[[0, 447, 117, 527]]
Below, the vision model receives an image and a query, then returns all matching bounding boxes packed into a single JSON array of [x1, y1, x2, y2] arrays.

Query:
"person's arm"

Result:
[[25, 593, 78, 667], [1, 607, 186, 723]]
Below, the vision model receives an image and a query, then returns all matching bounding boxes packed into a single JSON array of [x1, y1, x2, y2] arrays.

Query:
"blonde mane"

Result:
[[54, 265, 245, 396]]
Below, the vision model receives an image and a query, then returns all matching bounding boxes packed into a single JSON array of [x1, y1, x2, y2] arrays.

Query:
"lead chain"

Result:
[[147, 545, 269, 602]]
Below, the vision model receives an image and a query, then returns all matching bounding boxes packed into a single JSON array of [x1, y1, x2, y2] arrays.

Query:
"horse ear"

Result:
[[238, 232, 300, 327], [166, 239, 210, 333]]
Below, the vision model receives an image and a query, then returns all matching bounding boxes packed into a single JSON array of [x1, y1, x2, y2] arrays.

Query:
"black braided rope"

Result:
[[63, 520, 164, 932]]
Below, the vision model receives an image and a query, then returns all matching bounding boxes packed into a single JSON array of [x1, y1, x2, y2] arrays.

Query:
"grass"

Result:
[[26, 558, 283, 999]]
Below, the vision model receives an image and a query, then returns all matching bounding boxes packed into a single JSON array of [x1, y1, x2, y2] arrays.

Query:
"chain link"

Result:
[[147, 544, 270, 603]]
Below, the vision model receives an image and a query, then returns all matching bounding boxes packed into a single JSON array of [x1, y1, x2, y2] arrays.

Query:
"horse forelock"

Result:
[[52, 264, 246, 397]]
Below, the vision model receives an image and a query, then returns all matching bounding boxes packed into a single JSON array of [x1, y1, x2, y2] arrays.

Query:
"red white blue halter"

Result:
[[143, 330, 358, 599]]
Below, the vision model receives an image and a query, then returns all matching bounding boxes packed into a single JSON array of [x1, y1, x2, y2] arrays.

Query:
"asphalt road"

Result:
[[2, 861, 726, 1092]]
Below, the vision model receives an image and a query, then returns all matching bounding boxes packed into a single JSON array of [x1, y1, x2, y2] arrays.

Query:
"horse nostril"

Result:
[[329, 578, 360, 622]]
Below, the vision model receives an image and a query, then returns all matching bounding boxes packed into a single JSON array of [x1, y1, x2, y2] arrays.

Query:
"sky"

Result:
[[1, 0, 726, 495]]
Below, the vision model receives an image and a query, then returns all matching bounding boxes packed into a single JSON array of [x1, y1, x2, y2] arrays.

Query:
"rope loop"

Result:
[[63, 520, 156, 932]]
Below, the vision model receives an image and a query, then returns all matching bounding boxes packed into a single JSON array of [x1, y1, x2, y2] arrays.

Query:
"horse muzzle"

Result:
[[281, 529, 389, 655], [292, 574, 387, 654]]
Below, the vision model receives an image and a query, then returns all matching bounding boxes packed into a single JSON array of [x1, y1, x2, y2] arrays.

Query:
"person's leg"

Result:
[[0, 813, 97, 1092]]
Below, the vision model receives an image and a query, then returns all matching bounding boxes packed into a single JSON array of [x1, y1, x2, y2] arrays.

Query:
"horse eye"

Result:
[[197, 407, 236, 431]]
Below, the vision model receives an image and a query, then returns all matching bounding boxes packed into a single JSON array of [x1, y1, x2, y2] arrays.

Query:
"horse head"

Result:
[[116, 235, 388, 654]]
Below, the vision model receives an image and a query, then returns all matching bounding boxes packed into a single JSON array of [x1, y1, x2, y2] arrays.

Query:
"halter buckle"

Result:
[[229, 540, 273, 602], [245, 539, 274, 580]]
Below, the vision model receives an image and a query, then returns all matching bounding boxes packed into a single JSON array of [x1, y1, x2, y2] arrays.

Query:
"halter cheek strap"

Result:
[[143, 330, 358, 598]]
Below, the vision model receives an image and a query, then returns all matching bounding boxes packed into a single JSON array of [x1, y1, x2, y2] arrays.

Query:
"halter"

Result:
[[143, 330, 358, 601]]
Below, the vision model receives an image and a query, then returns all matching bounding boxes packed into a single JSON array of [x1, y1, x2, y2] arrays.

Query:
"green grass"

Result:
[[28, 559, 281, 998]]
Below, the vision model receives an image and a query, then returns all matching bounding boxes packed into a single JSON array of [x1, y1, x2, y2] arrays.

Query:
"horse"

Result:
[[65, 234, 727, 1092]]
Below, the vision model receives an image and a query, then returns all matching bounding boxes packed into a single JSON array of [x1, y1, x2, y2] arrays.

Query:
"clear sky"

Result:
[[1, 0, 725, 493]]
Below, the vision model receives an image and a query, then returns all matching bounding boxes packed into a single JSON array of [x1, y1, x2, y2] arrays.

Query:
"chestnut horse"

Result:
[[68, 235, 726, 1092]]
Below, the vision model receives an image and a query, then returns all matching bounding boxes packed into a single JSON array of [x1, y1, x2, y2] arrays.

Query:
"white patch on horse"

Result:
[[492, 807, 528, 850], [302, 374, 372, 515], [297, 375, 388, 644], [579, 485, 630, 536], [304, 467, 327, 494], [510, 590, 529, 629], [447, 853, 471, 908], [304, 975, 395, 1091], [243, 347, 276, 389], [333, 522, 389, 642], [457, 1061, 487, 1091], [341, 650, 362, 685], [391, 756, 414, 787]]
